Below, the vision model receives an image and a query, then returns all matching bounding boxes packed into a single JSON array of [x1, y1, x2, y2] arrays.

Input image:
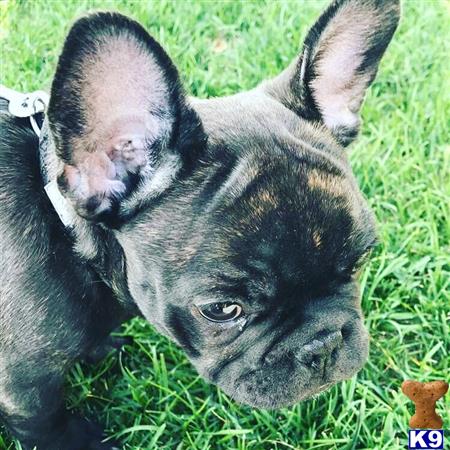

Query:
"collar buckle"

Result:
[[0, 85, 49, 136]]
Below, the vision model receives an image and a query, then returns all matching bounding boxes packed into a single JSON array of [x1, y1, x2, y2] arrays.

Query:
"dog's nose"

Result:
[[295, 331, 343, 373]]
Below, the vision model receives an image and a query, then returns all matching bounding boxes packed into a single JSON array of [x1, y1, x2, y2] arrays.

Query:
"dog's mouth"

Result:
[[203, 320, 369, 409]]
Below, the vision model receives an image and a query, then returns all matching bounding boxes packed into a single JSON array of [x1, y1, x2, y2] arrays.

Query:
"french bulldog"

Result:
[[0, 0, 400, 448]]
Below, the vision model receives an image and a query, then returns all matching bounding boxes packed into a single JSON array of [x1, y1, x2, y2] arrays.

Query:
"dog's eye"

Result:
[[198, 302, 243, 323]]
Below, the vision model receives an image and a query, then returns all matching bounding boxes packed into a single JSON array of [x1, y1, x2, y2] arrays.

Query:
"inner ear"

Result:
[[47, 12, 193, 220], [66, 35, 171, 162]]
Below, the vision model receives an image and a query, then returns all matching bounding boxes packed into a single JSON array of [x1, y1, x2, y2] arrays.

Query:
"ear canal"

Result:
[[264, 0, 400, 146], [47, 12, 199, 221]]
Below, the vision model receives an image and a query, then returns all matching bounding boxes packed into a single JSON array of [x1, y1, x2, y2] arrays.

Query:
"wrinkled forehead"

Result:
[[196, 152, 374, 282], [122, 140, 374, 290], [210, 149, 358, 228]]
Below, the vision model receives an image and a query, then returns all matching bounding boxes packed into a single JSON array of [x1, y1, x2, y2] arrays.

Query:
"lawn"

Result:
[[0, 0, 449, 449]]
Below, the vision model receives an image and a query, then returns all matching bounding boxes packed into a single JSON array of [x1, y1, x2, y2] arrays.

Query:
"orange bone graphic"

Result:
[[402, 380, 448, 429]]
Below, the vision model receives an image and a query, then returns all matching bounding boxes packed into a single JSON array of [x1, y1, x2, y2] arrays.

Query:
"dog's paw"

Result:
[[44, 415, 121, 450], [84, 335, 133, 365], [79, 418, 121, 450], [87, 438, 121, 450]]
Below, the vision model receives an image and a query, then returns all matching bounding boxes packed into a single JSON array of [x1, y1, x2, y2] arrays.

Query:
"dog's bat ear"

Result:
[[264, 0, 400, 146], [47, 12, 203, 221]]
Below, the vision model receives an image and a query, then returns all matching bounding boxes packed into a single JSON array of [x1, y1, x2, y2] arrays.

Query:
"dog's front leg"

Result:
[[0, 362, 118, 450]]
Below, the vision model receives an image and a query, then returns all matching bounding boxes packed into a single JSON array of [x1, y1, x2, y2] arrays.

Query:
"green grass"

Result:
[[1, 1, 449, 449]]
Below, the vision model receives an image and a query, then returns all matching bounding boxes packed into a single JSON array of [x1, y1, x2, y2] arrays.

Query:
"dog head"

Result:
[[46, 0, 400, 408]]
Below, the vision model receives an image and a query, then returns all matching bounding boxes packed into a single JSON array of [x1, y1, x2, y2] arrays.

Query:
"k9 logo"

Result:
[[408, 430, 444, 449]]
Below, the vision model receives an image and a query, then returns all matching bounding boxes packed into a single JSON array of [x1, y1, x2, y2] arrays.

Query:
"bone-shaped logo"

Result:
[[402, 380, 448, 429]]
